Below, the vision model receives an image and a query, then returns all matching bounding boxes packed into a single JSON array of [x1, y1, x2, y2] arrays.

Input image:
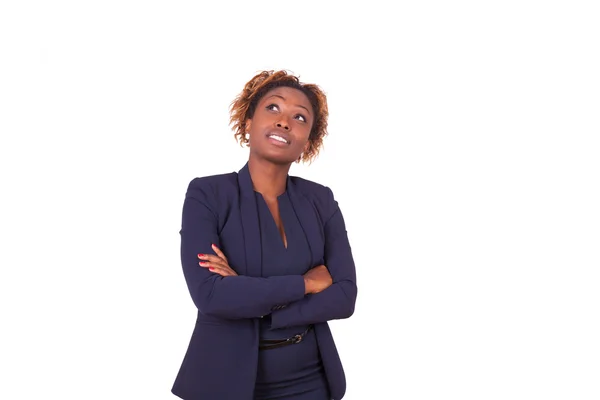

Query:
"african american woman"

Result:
[[171, 70, 358, 400]]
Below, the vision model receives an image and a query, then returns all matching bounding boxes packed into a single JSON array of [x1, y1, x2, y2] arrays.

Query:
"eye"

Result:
[[266, 104, 279, 112], [295, 114, 307, 123]]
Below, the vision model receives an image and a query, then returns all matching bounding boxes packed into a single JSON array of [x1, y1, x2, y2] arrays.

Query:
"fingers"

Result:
[[205, 265, 236, 277], [199, 261, 237, 276], [198, 254, 229, 270], [211, 243, 228, 262], [197, 253, 226, 264], [198, 258, 229, 271], [197, 252, 237, 276]]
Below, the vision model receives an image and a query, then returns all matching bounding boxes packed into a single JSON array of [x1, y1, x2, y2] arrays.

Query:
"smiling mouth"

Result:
[[267, 133, 290, 144]]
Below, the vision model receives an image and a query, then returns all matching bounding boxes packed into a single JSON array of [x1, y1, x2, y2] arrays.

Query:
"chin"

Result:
[[258, 151, 297, 166], [250, 145, 301, 165], [267, 155, 296, 165]]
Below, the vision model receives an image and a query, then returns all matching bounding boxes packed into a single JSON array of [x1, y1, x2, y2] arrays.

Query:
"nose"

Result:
[[276, 117, 290, 130]]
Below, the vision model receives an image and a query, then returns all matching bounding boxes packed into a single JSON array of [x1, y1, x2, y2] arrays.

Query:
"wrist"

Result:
[[303, 276, 313, 295]]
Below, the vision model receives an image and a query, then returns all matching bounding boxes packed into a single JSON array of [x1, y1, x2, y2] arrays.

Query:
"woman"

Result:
[[171, 70, 357, 400]]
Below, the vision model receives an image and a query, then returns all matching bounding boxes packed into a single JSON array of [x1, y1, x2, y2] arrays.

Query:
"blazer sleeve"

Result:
[[269, 187, 357, 329], [179, 178, 306, 319]]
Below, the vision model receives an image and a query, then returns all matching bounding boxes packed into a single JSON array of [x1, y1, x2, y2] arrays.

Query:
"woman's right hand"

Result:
[[303, 265, 332, 294]]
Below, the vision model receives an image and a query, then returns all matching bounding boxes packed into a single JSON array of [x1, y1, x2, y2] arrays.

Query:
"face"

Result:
[[246, 86, 314, 165]]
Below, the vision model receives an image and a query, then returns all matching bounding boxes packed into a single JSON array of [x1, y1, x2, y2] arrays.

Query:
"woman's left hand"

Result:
[[198, 244, 238, 277]]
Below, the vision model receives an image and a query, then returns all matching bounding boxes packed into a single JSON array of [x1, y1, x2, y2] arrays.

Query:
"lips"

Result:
[[266, 131, 291, 145]]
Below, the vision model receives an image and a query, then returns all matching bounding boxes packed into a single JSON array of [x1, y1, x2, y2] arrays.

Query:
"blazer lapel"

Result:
[[287, 177, 325, 267], [237, 163, 262, 277]]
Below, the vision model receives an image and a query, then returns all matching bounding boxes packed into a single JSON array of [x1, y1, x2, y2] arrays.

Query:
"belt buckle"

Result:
[[292, 334, 302, 344]]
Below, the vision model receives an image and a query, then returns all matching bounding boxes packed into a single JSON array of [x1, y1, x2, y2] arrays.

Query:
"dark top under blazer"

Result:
[[171, 162, 358, 400]]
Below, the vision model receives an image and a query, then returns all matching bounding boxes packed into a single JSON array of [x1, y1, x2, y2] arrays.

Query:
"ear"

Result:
[[245, 119, 252, 133]]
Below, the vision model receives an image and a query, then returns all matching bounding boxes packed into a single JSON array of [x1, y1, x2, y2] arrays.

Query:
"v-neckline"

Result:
[[256, 191, 288, 250]]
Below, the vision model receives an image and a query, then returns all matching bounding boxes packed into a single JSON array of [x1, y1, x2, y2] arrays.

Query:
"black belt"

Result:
[[258, 325, 314, 350]]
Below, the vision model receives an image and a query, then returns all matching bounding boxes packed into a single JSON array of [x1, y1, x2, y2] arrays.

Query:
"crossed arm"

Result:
[[179, 182, 357, 325]]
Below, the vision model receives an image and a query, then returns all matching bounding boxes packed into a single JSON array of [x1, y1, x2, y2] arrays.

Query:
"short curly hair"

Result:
[[229, 70, 329, 163]]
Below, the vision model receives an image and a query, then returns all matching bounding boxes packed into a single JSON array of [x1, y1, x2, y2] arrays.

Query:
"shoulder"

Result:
[[289, 175, 332, 198], [289, 175, 339, 220], [185, 172, 239, 205], [187, 172, 238, 192]]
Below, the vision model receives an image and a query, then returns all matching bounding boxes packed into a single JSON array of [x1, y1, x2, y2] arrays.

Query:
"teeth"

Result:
[[269, 134, 288, 143]]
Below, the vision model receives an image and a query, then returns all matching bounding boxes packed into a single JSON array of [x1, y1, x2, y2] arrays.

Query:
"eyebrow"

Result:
[[266, 94, 312, 115]]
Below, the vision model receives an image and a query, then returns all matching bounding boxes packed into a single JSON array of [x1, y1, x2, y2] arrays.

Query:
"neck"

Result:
[[247, 156, 291, 198]]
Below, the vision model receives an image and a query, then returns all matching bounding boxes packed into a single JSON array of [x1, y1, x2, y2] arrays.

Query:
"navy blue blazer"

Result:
[[171, 163, 358, 400]]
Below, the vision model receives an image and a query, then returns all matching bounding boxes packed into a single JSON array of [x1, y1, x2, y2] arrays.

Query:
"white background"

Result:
[[1, 1, 599, 399]]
